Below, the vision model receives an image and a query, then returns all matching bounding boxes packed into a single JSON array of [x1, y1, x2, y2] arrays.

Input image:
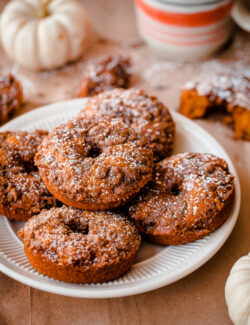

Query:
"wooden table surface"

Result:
[[0, 1, 249, 324]]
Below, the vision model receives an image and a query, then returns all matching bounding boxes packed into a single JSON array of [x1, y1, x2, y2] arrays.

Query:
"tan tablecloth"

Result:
[[0, 1, 249, 324]]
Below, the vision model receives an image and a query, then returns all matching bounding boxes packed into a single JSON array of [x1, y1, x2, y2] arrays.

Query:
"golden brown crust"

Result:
[[35, 116, 153, 210], [179, 74, 250, 141], [0, 130, 59, 221], [79, 88, 175, 161], [18, 207, 141, 283], [77, 55, 131, 97], [0, 75, 23, 124], [128, 152, 234, 245]]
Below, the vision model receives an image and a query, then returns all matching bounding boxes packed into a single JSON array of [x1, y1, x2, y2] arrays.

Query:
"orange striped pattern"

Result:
[[136, 0, 233, 27], [139, 14, 228, 39], [140, 22, 228, 46]]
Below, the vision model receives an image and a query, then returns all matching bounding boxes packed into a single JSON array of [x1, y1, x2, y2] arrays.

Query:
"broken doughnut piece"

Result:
[[179, 74, 250, 140]]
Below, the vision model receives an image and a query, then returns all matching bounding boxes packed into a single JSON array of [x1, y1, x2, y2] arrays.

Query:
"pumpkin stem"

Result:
[[37, 0, 52, 18]]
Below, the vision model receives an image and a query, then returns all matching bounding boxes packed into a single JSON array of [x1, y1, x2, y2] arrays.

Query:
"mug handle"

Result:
[[231, 0, 250, 32]]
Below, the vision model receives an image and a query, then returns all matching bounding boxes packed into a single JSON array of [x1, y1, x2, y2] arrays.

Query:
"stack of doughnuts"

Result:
[[0, 87, 234, 284]]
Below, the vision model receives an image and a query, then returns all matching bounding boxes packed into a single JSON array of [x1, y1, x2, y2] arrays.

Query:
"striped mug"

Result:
[[135, 0, 250, 59]]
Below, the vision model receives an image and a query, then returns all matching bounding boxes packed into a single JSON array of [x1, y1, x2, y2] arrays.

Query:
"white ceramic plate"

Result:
[[0, 99, 241, 298]]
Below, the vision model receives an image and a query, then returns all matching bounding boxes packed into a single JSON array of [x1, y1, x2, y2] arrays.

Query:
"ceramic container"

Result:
[[134, 0, 249, 59]]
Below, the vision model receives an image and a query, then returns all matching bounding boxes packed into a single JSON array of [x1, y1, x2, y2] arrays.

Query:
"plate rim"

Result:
[[0, 98, 241, 298]]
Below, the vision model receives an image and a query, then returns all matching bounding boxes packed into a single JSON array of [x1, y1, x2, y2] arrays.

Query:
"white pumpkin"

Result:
[[0, 0, 91, 71], [225, 253, 250, 325]]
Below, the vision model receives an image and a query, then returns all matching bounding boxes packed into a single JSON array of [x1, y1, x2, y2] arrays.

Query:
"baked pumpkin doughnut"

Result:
[[78, 88, 175, 162], [179, 74, 250, 140], [77, 55, 131, 97], [0, 75, 23, 124], [35, 116, 153, 210], [0, 131, 58, 221], [18, 206, 141, 283], [128, 152, 234, 245]]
